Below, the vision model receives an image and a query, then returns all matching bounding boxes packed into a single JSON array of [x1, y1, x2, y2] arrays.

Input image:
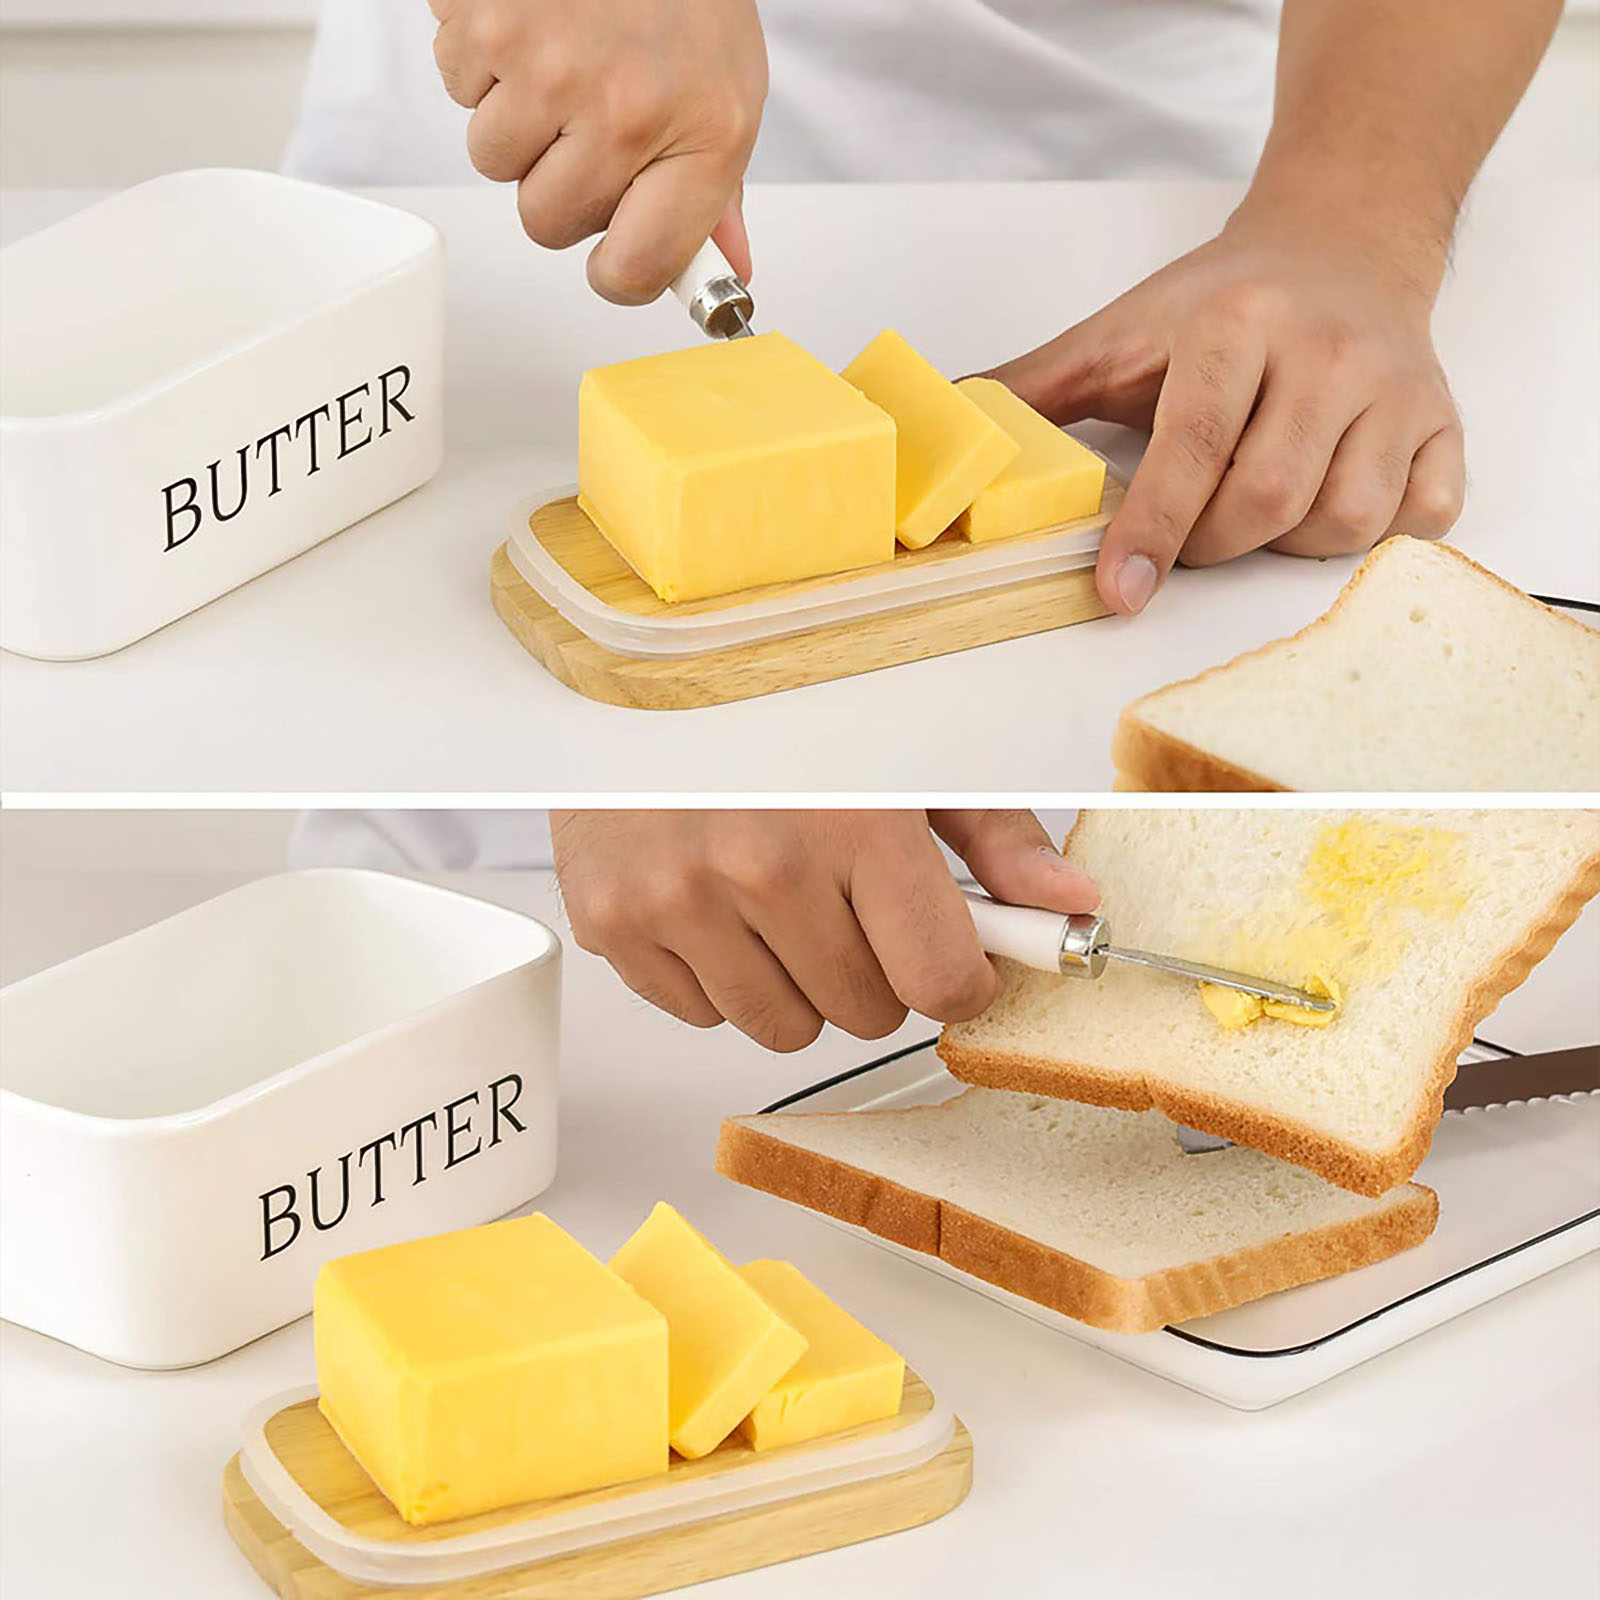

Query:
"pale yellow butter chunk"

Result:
[[1198, 982, 1264, 1031], [577, 332, 896, 602], [842, 328, 1020, 548], [611, 1202, 808, 1459], [736, 1260, 905, 1451], [314, 1215, 669, 1526], [953, 377, 1106, 541]]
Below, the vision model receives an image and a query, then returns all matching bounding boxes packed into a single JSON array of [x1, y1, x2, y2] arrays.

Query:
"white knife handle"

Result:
[[962, 891, 1068, 974], [670, 239, 736, 315], [669, 238, 755, 339]]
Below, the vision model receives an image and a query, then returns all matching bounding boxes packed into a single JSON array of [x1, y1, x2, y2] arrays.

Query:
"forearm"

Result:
[[1238, 0, 1563, 295]]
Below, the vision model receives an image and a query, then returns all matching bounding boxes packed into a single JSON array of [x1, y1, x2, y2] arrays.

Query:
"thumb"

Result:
[[711, 188, 752, 283], [979, 310, 1118, 426], [928, 810, 1101, 913]]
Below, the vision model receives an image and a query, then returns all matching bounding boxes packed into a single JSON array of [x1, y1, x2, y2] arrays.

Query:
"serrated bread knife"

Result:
[[670, 239, 755, 340], [960, 891, 1336, 1013]]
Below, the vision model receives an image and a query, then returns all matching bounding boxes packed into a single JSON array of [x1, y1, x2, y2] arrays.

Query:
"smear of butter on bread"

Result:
[[1198, 970, 1342, 1033], [1193, 820, 1472, 1027]]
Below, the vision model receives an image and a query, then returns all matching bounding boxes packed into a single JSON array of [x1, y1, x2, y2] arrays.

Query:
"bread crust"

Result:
[[942, 822, 1600, 1197], [1111, 718, 1283, 793], [716, 1115, 1439, 1334], [1112, 536, 1600, 793]]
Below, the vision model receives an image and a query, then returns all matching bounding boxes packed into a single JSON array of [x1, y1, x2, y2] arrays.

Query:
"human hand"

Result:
[[550, 810, 1100, 1052], [429, 0, 765, 302], [986, 203, 1464, 615]]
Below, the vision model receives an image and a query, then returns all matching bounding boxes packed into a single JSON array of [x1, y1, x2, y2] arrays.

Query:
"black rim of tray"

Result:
[[759, 1038, 1598, 1360]]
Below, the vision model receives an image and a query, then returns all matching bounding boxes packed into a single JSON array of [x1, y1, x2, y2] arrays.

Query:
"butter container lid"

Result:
[[237, 1378, 954, 1587], [507, 477, 1110, 661]]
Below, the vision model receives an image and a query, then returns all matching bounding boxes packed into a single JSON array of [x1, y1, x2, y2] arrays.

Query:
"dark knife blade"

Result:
[[1444, 1043, 1600, 1109]]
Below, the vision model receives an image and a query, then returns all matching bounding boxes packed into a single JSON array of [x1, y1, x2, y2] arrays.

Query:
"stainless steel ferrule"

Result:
[[687, 275, 756, 340], [1058, 914, 1109, 978]]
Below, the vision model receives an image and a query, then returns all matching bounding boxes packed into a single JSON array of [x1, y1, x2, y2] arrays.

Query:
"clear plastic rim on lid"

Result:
[[239, 1383, 956, 1588], [507, 472, 1113, 660]]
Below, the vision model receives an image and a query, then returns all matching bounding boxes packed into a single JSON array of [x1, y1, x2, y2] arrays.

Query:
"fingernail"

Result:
[[1116, 555, 1159, 613]]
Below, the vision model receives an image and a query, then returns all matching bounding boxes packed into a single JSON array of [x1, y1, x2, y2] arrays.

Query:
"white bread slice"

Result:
[[940, 808, 1600, 1197], [1113, 537, 1600, 792], [717, 1089, 1437, 1334]]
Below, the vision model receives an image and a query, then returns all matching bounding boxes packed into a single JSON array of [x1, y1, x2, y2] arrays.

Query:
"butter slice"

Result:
[[611, 1203, 807, 1459], [314, 1215, 668, 1526], [1198, 971, 1343, 1033], [953, 377, 1106, 542], [842, 329, 1020, 548], [578, 332, 896, 602], [1263, 971, 1343, 1027], [1198, 983, 1264, 1031], [736, 1261, 905, 1451]]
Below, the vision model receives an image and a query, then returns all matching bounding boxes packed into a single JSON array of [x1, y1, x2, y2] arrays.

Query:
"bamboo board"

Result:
[[490, 489, 1119, 710], [222, 1372, 972, 1599]]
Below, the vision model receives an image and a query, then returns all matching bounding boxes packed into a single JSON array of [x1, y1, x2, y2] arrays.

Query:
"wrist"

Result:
[[1226, 157, 1456, 308]]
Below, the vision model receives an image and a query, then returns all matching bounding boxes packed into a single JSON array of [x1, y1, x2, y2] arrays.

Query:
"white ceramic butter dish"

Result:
[[0, 169, 444, 659], [0, 870, 560, 1369]]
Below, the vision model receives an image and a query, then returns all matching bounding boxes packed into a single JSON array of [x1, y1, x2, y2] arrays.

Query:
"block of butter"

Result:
[[577, 332, 896, 603], [841, 329, 1020, 549], [314, 1215, 668, 1525], [953, 377, 1106, 542], [611, 1203, 807, 1459], [736, 1261, 906, 1452]]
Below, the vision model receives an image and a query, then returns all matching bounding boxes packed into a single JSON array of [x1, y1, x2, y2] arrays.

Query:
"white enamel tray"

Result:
[[756, 1040, 1599, 1411]]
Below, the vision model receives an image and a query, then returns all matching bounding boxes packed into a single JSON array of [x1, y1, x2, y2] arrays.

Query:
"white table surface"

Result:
[[2, 866, 1596, 1600], [2, 179, 1596, 796]]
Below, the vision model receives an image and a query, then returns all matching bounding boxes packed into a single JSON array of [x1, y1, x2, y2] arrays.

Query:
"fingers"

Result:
[[587, 150, 745, 304], [432, 18, 495, 109], [981, 307, 1162, 431], [928, 810, 1100, 913], [1095, 308, 1267, 614], [672, 922, 825, 1054], [1181, 371, 1365, 565], [466, 80, 560, 184], [1267, 404, 1413, 557], [740, 879, 908, 1042], [514, 128, 638, 251], [559, 813, 900, 1051], [711, 189, 752, 283], [599, 941, 723, 1030], [1387, 423, 1465, 540], [1268, 404, 1463, 558], [571, 876, 826, 1051], [847, 824, 999, 1024]]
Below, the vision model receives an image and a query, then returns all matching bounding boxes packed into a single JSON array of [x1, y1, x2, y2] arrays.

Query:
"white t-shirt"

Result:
[[287, 809, 1081, 872], [283, 0, 1281, 186]]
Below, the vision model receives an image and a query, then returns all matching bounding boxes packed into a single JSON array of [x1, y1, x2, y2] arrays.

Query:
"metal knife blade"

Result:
[[961, 893, 1333, 1012]]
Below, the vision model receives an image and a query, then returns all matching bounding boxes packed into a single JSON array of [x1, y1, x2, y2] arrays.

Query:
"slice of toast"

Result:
[[717, 1089, 1438, 1334], [939, 809, 1600, 1196], [1112, 538, 1600, 792]]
